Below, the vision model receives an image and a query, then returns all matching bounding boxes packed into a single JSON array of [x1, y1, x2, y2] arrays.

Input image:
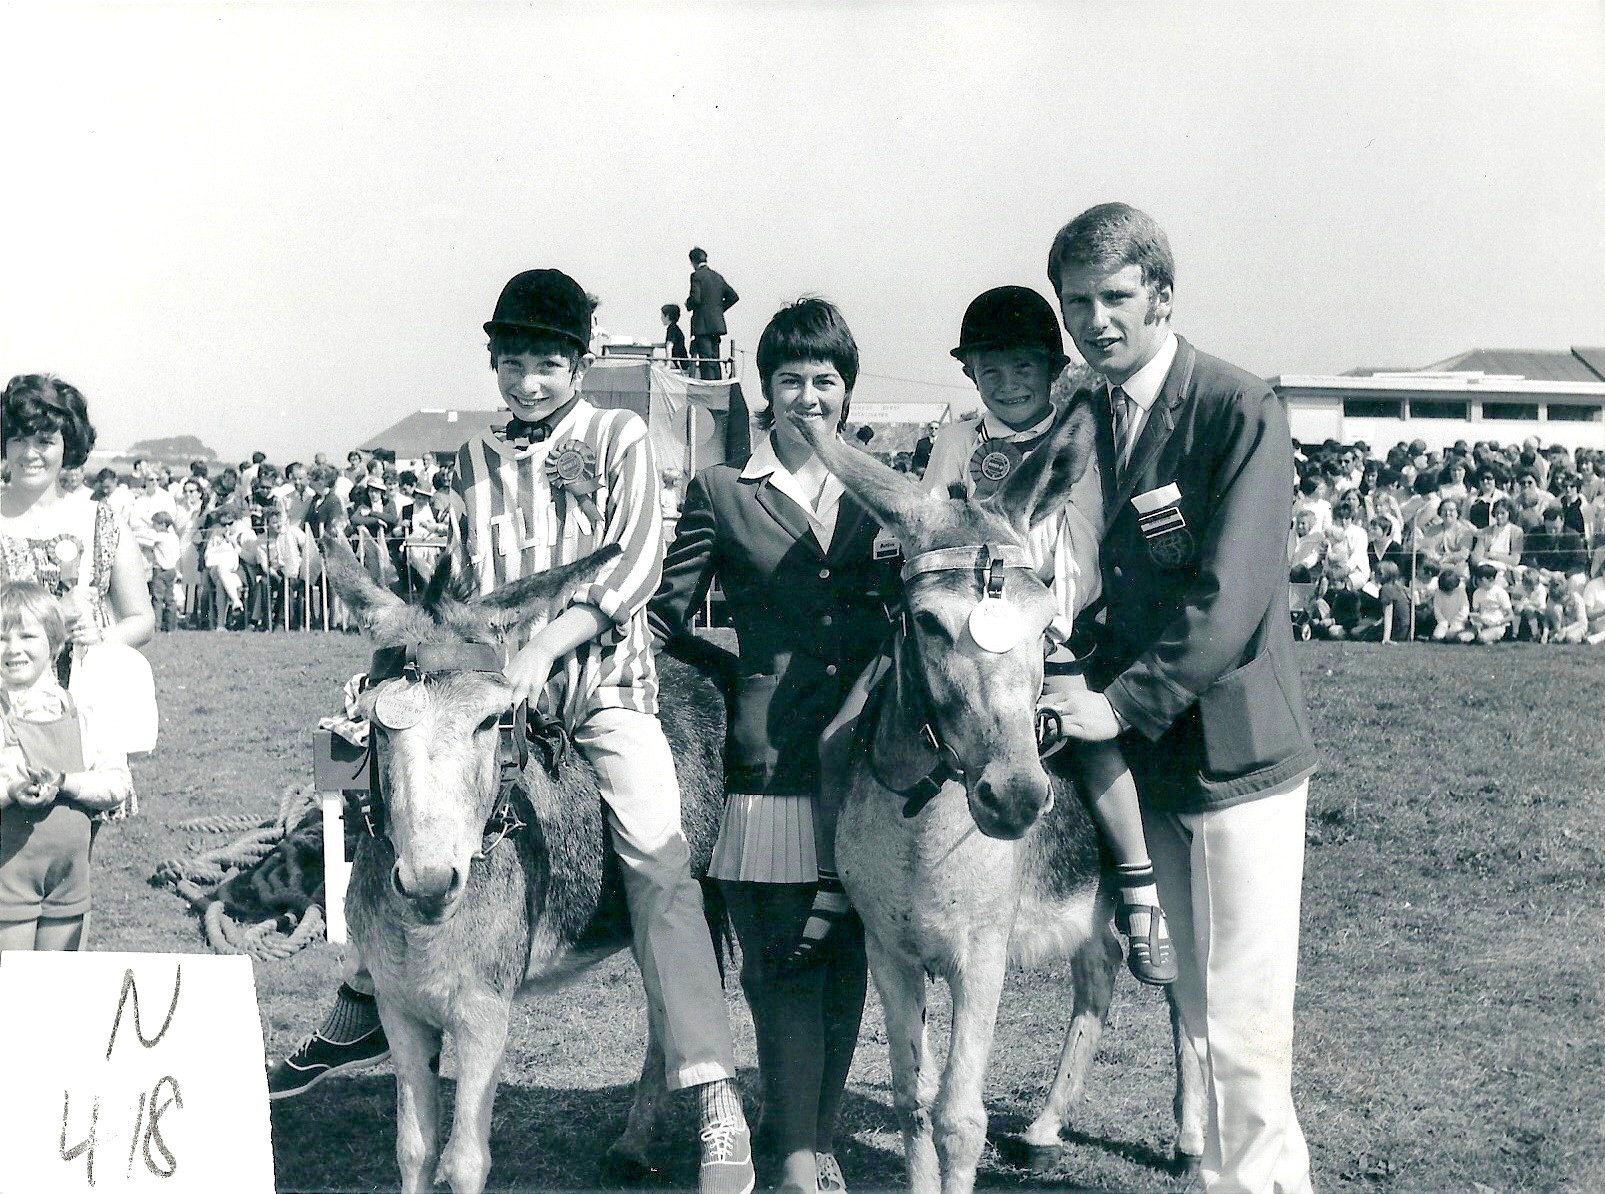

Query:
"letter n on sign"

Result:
[[0, 952, 275, 1192]]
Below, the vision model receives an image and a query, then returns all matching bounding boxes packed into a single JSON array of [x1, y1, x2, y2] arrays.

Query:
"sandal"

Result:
[[779, 875, 851, 969], [1115, 902, 1177, 986]]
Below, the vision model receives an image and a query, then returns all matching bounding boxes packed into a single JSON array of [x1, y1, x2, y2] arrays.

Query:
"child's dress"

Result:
[[0, 685, 129, 923]]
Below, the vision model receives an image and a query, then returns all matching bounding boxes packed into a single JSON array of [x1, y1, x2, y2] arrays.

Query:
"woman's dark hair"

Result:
[[754, 298, 860, 431], [2, 374, 97, 469]]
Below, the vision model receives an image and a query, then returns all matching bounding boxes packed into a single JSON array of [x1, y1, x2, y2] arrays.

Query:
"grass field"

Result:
[[82, 633, 1605, 1192]]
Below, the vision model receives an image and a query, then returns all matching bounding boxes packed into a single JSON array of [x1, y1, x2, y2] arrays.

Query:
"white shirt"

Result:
[[920, 409, 1103, 623], [739, 434, 845, 552], [1110, 330, 1179, 466]]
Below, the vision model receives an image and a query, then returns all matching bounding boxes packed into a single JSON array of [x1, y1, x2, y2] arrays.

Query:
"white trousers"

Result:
[[1142, 779, 1314, 1194]]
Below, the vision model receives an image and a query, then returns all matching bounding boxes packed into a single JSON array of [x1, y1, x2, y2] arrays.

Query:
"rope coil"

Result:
[[152, 784, 351, 961]]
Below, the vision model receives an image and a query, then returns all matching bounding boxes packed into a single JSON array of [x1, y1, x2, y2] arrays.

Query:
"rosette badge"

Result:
[[544, 441, 603, 527], [50, 537, 83, 595]]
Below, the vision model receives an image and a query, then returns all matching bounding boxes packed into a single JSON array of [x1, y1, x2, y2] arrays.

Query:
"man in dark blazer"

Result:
[[1043, 203, 1317, 1194], [686, 247, 740, 380]]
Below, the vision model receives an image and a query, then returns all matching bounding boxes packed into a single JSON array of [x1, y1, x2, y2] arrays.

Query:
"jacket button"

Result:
[[819, 567, 831, 579], [821, 614, 833, 627], [1113, 566, 1124, 579], [825, 664, 838, 676]]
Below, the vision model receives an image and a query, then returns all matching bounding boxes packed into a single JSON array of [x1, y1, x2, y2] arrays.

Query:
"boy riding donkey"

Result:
[[269, 268, 756, 1194]]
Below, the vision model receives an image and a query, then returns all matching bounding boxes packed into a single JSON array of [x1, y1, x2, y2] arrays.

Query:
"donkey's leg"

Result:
[[603, 1024, 668, 1181], [383, 1007, 444, 1194], [1016, 921, 1121, 1168], [1170, 989, 1207, 1174], [867, 932, 939, 1194], [436, 996, 512, 1194], [932, 937, 1009, 1194]]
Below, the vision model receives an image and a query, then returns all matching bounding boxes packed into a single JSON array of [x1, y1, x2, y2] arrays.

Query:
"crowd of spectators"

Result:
[[1287, 434, 1605, 644], [60, 428, 1605, 647], [68, 448, 456, 632]]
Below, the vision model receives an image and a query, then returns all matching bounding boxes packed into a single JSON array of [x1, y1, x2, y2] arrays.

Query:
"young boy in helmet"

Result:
[[270, 268, 755, 1194], [794, 286, 1175, 986]]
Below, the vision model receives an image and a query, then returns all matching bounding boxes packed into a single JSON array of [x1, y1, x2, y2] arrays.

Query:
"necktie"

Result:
[[1110, 385, 1133, 474]]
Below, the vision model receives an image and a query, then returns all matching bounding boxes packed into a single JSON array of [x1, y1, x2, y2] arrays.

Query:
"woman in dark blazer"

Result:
[[649, 299, 898, 1194]]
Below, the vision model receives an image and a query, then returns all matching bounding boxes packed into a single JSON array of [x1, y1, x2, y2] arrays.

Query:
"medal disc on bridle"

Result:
[[373, 680, 430, 730], [967, 597, 1023, 653]]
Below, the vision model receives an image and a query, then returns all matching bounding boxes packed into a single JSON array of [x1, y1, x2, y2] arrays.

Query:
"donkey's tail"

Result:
[[699, 876, 734, 986]]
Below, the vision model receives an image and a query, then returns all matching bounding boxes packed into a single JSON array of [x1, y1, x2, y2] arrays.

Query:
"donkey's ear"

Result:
[[787, 411, 939, 545], [982, 399, 1096, 533], [321, 532, 405, 624], [471, 544, 624, 631]]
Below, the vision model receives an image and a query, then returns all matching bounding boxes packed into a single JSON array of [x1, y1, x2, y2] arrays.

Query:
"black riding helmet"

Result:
[[484, 269, 593, 354], [943, 285, 1072, 370], [950, 285, 1069, 370]]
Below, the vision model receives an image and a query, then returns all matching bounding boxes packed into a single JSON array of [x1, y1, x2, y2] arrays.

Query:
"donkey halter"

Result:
[[360, 641, 552, 857], [879, 542, 1048, 818]]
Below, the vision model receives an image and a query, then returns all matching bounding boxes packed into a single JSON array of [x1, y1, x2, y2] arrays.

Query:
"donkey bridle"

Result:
[[359, 641, 559, 855], [864, 542, 1055, 818]]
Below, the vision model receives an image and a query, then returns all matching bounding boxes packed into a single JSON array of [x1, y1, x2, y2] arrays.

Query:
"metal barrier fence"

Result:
[[177, 527, 725, 631]]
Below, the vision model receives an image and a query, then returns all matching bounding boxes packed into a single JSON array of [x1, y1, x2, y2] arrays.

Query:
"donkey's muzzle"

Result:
[[969, 767, 1052, 841], [392, 860, 465, 920]]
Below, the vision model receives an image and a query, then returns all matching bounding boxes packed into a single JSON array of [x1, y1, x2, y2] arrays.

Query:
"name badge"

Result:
[[1131, 484, 1194, 570], [872, 528, 901, 560]]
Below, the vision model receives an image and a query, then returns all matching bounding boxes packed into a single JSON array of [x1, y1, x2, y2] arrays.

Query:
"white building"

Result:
[[1272, 347, 1605, 452]]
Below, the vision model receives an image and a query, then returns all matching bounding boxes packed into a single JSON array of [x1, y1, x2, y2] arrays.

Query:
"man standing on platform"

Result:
[[686, 247, 739, 380], [1041, 202, 1319, 1194]]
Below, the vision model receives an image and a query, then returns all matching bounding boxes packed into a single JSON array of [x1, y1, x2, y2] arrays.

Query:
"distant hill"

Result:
[[124, 435, 219, 464]]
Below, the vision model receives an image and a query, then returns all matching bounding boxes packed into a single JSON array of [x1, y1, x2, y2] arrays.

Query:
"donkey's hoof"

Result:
[[1172, 1149, 1203, 1179], [599, 1146, 668, 1187], [997, 1134, 1062, 1173]]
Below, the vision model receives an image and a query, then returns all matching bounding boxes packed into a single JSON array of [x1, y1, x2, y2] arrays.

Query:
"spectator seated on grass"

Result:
[[1352, 560, 1412, 644], [1430, 570, 1470, 642], [1466, 562, 1514, 644], [1310, 556, 1366, 640], [1509, 566, 1549, 643], [1548, 573, 1590, 644]]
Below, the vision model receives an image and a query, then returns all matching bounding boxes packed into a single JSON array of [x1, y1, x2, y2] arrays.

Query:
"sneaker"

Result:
[[1116, 903, 1177, 986], [816, 1151, 847, 1193], [697, 1115, 755, 1194], [266, 1025, 390, 1100]]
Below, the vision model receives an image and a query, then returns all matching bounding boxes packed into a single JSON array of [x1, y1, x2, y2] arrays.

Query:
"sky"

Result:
[[2, 0, 1602, 463]]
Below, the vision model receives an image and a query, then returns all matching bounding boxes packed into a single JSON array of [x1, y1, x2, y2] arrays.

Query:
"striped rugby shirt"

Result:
[[452, 398, 662, 721]]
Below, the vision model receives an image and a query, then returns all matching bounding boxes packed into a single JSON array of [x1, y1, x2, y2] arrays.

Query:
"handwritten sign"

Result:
[[0, 952, 275, 1192]]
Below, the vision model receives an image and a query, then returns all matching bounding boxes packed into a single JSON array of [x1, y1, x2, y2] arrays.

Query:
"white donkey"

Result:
[[322, 538, 731, 1194], [795, 405, 1205, 1193]]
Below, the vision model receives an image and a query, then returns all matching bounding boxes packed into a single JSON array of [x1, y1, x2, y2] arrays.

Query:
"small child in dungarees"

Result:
[[797, 286, 1176, 987], [0, 581, 132, 951]]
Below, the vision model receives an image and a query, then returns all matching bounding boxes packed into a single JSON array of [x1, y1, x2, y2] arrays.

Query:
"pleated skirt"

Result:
[[707, 792, 819, 884]]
